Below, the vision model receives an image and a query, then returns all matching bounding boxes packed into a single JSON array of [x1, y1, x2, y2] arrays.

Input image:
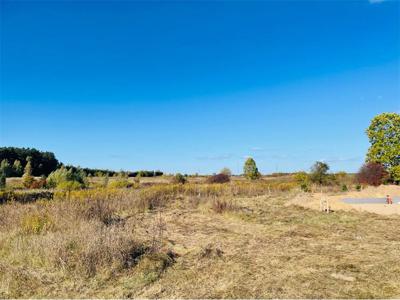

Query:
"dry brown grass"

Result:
[[0, 182, 399, 298]]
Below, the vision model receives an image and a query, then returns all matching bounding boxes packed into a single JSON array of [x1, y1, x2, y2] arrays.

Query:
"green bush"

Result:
[[47, 166, 87, 189], [108, 179, 134, 189], [57, 181, 83, 191], [300, 183, 310, 192], [172, 173, 186, 184]]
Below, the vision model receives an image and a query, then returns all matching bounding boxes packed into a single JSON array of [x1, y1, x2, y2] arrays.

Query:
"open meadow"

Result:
[[1, 1, 399, 298], [1, 179, 399, 298]]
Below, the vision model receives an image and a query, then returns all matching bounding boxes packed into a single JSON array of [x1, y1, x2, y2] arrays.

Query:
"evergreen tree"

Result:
[[0, 171, 6, 190], [0, 159, 12, 177], [12, 160, 23, 177], [22, 159, 34, 188], [243, 158, 260, 180]]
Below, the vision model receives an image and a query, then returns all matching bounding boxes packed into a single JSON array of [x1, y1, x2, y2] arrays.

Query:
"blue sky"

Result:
[[1, 0, 399, 174]]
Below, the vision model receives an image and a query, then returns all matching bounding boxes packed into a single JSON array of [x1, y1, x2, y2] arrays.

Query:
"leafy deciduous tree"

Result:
[[309, 161, 330, 185], [366, 113, 400, 173], [356, 162, 388, 186]]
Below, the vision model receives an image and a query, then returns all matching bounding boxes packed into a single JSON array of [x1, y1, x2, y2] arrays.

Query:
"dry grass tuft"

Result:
[[211, 198, 236, 214]]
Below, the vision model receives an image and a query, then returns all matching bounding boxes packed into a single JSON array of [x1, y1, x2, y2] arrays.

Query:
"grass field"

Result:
[[0, 182, 399, 298]]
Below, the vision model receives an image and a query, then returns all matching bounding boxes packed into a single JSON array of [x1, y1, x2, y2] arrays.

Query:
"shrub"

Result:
[[108, 178, 134, 189], [47, 166, 87, 189], [57, 180, 83, 191], [212, 199, 235, 214], [172, 173, 186, 184], [309, 161, 330, 185], [29, 177, 47, 189], [341, 184, 348, 192], [80, 197, 116, 225], [335, 171, 348, 184], [300, 183, 310, 192], [135, 252, 174, 284], [206, 173, 230, 184], [220, 167, 232, 176], [243, 158, 261, 180], [53, 227, 148, 277], [356, 162, 388, 186], [294, 171, 310, 190], [47, 167, 68, 188]]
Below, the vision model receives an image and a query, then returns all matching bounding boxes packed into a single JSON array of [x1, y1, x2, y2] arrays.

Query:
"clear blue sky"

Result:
[[1, 0, 399, 174]]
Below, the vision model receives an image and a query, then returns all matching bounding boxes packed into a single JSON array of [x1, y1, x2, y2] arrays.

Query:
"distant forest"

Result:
[[0, 147, 163, 177]]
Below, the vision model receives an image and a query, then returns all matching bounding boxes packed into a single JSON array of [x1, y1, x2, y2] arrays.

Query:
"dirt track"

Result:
[[288, 185, 400, 216]]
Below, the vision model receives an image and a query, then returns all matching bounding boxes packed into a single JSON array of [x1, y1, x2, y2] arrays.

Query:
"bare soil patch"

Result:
[[288, 185, 400, 215]]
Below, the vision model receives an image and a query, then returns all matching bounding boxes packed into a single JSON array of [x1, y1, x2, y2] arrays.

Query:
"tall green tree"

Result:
[[0, 171, 6, 190], [0, 147, 59, 176], [243, 157, 260, 180], [0, 159, 12, 177], [366, 113, 400, 170], [12, 160, 23, 177], [22, 159, 34, 188]]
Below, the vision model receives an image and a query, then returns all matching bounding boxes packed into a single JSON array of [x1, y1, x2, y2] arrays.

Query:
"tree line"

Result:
[[0, 147, 59, 177], [0, 147, 163, 178], [0, 112, 398, 190]]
